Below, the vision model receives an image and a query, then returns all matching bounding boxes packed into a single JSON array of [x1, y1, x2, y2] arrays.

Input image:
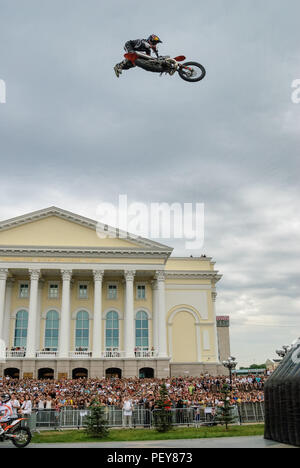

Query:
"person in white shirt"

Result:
[[122, 398, 133, 428], [45, 396, 52, 410], [38, 398, 45, 411], [20, 395, 32, 416]]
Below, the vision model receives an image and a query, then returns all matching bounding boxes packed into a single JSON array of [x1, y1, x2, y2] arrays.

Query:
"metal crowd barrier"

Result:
[[238, 402, 265, 423], [30, 402, 264, 432]]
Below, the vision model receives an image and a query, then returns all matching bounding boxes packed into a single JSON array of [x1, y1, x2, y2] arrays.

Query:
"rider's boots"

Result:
[[114, 60, 135, 77], [114, 63, 123, 78]]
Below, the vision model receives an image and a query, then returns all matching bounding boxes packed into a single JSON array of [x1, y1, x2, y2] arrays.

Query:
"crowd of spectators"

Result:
[[0, 374, 266, 413]]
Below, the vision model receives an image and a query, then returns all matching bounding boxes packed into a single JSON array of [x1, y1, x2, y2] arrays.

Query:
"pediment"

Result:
[[0, 207, 172, 253]]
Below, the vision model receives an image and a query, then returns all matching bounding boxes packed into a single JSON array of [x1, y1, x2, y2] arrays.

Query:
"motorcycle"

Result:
[[124, 52, 206, 83], [0, 417, 32, 448]]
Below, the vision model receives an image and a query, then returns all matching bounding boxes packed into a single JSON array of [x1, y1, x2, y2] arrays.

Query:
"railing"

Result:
[[135, 348, 158, 358], [32, 402, 264, 432], [6, 350, 26, 358], [69, 351, 93, 359], [36, 351, 58, 358], [6, 349, 158, 359], [238, 401, 265, 423], [102, 350, 125, 358], [102, 349, 158, 358]]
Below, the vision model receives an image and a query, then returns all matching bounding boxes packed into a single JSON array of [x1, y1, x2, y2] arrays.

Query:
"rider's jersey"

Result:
[[0, 401, 13, 422], [124, 39, 155, 56]]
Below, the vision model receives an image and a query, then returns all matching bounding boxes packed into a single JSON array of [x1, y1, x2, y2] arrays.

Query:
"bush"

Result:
[[84, 401, 109, 438], [215, 384, 237, 430], [153, 384, 173, 433]]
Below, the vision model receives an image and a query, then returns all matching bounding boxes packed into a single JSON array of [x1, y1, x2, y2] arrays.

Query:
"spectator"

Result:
[[122, 398, 133, 428], [20, 394, 32, 416], [0, 374, 268, 411]]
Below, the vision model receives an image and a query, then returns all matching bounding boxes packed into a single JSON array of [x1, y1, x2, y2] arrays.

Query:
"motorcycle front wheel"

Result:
[[178, 62, 206, 82], [11, 427, 32, 448]]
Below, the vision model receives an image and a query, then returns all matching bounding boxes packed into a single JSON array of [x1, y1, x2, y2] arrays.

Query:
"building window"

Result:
[[14, 310, 28, 349], [75, 311, 89, 350], [136, 311, 149, 348], [136, 284, 146, 300], [106, 311, 119, 348], [107, 284, 117, 300], [78, 283, 88, 299], [19, 283, 29, 298], [49, 283, 59, 299], [45, 310, 59, 350]]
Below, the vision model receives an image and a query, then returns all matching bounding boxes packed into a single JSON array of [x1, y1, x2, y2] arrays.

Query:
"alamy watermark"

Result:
[[291, 79, 300, 104], [0, 79, 6, 104], [96, 195, 204, 250]]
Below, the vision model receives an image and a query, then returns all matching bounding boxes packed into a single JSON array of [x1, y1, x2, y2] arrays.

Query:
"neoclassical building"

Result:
[[0, 207, 228, 379]]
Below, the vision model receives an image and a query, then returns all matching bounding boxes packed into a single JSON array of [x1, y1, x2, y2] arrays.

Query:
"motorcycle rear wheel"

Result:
[[11, 427, 32, 448], [178, 62, 206, 82]]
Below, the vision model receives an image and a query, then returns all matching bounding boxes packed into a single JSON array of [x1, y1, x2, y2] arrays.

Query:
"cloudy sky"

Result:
[[1, 0, 300, 366]]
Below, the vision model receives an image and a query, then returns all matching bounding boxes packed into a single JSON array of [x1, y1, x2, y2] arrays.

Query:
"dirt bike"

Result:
[[0, 417, 32, 448], [124, 52, 206, 83]]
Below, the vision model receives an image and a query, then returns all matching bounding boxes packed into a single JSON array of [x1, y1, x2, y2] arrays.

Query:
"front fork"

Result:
[[163, 59, 194, 77], [159, 58, 179, 76]]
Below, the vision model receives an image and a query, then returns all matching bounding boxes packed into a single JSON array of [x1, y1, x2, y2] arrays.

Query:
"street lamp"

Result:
[[222, 356, 238, 387]]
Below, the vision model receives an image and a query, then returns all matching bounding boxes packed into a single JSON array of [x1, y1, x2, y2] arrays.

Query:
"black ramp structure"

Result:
[[264, 339, 300, 446]]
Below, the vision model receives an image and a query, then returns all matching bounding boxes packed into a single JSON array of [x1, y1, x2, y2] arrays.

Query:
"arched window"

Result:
[[72, 368, 88, 379], [45, 310, 59, 350], [136, 311, 149, 348], [14, 310, 28, 349], [106, 311, 119, 349], [75, 311, 89, 350], [106, 368, 122, 378]]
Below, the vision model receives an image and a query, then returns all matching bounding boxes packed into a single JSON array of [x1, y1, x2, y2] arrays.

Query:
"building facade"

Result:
[[0, 207, 228, 379]]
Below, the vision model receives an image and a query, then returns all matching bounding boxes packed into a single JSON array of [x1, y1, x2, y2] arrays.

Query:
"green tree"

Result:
[[215, 384, 237, 430], [154, 384, 173, 433], [84, 400, 109, 438]]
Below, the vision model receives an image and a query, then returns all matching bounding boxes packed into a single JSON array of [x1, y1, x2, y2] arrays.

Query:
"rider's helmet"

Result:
[[1, 394, 10, 403], [147, 34, 163, 47]]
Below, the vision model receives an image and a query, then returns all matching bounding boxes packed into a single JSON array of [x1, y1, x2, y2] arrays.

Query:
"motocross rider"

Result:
[[114, 34, 163, 77], [0, 394, 13, 436]]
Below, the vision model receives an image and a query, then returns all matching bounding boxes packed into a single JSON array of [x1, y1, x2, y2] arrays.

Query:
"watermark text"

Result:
[[0, 79, 6, 104], [96, 195, 204, 250], [291, 79, 300, 104]]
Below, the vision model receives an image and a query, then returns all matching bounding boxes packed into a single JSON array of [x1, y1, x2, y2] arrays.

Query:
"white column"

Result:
[[0, 269, 8, 341], [92, 270, 104, 358], [212, 290, 220, 362], [3, 278, 14, 347], [124, 270, 135, 358], [156, 271, 168, 358], [151, 280, 159, 351], [26, 269, 40, 358], [59, 270, 72, 359], [195, 323, 202, 362], [36, 280, 44, 352]]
